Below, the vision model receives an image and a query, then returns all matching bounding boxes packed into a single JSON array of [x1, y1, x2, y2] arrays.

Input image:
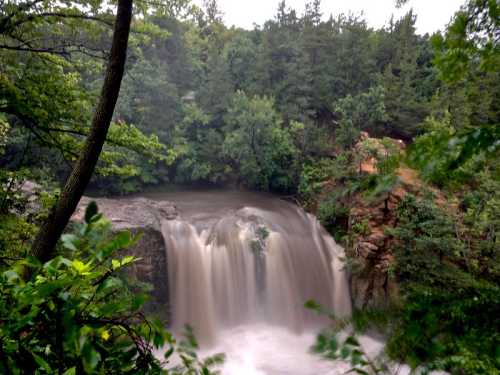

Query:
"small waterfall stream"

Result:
[[149, 190, 352, 374]]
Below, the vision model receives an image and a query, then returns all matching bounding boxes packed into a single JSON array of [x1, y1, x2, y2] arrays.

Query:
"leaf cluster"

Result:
[[0, 203, 223, 374]]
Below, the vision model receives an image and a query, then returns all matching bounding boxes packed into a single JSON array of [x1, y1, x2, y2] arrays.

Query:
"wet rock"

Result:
[[74, 196, 178, 322]]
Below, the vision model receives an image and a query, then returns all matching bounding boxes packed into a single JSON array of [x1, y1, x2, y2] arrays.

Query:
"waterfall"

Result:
[[159, 192, 351, 346]]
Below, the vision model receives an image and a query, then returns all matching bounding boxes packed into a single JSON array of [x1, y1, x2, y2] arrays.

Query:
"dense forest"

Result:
[[0, 0, 499, 374]]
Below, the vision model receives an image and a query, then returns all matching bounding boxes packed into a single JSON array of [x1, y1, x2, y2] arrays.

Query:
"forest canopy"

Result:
[[3, 0, 483, 194]]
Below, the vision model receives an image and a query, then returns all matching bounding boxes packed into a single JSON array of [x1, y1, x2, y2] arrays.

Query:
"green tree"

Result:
[[334, 86, 387, 148], [410, 0, 499, 178], [432, 0, 499, 82], [379, 11, 432, 140], [0, 0, 171, 184], [172, 103, 226, 184], [222, 92, 298, 191]]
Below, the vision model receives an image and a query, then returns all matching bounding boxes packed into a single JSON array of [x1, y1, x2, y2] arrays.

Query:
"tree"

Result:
[[329, 14, 377, 100], [379, 11, 432, 141], [0, 0, 170, 186], [223, 33, 258, 92], [256, 3, 315, 123], [410, 0, 499, 176], [222, 92, 298, 191], [172, 103, 226, 184], [432, 0, 499, 82], [334, 86, 387, 147], [31, 0, 133, 263]]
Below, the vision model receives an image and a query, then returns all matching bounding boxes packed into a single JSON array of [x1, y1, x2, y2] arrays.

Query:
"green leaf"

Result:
[[3, 270, 20, 283], [340, 346, 351, 359], [345, 336, 360, 347], [32, 353, 51, 372], [122, 255, 137, 266], [131, 293, 148, 311], [164, 346, 174, 359], [102, 231, 135, 257], [82, 344, 101, 372], [62, 367, 76, 375], [111, 259, 121, 270], [96, 276, 123, 294], [72, 259, 92, 274], [61, 234, 78, 251]]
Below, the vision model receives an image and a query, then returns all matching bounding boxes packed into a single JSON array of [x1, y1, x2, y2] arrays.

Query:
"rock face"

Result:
[[73, 197, 178, 321], [346, 135, 445, 308], [348, 194, 400, 309]]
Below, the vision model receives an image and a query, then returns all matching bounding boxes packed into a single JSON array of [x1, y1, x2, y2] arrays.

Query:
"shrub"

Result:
[[385, 195, 500, 374], [0, 204, 223, 374]]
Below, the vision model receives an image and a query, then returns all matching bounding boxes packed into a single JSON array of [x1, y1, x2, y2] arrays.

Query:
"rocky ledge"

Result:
[[347, 134, 446, 308], [73, 197, 178, 322]]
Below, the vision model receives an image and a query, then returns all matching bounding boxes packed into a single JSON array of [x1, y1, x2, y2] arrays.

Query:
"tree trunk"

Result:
[[31, 0, 133, 263]]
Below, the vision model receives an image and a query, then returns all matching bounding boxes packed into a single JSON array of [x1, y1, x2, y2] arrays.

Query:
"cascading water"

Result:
[[150, 190, 352, 374]]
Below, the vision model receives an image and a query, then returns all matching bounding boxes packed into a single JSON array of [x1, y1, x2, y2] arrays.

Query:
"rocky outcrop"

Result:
[[73, 197, 178, 321], [339, 133, 444, 308], [348, 191, 401, 309]]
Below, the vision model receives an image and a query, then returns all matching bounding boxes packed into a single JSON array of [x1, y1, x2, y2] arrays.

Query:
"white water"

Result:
[[149, 190, 353, 374], [202, 323, 349, 375]]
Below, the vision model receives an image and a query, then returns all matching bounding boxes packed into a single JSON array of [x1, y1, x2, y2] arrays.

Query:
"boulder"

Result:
[[73, 196, 178, 322]]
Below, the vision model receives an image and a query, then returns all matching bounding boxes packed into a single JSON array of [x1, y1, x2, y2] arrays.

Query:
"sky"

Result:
[[194, 0, 466, 35]]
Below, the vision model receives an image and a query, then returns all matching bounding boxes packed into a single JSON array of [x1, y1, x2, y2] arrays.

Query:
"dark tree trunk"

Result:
[[31, 0, 133, 263]]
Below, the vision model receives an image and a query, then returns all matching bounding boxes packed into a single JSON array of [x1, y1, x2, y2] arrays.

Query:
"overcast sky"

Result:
[[194, 0, 466, 34]]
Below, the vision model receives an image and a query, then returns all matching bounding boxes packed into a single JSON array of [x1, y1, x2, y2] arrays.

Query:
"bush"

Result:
[[317, 194, 350, 241], [385, 194, 500, 374], [0, 204, 223, 374], [387, 283, 500, 374]]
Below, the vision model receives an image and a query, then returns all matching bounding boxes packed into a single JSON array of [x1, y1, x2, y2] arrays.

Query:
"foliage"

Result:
[[460, 166, 500, 280], [1, 0, 449, 195], [0, 213, 35, 264], [431, 0, 499, 82], [387, 283, 500, 374], [334, 86, 387, 148], [317, 193, 351, 242], [171, 103, 225, 185], [0, 115, 9, 153], [385, 194, 500, 374], [298, 158, 341, 205], [379, 11, 435, 141], [0, 0, 174, 190], [409, 115, 499, 187], [410, 0, 500, 180], [390, 194, 465, 284], [305, 300, 393, 375], [0, 203, 224, 374], [221, 92, 299, 191]]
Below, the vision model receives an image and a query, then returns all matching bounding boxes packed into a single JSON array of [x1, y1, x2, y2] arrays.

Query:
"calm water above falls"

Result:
[[146, 190, 353, 374]]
